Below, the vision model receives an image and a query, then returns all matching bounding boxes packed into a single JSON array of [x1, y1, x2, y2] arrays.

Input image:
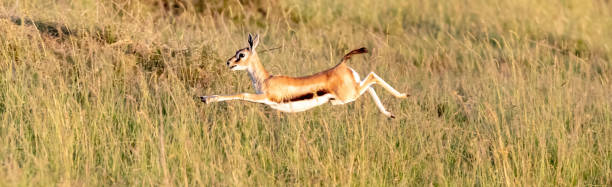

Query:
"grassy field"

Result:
[[0, 0, 611, 185]]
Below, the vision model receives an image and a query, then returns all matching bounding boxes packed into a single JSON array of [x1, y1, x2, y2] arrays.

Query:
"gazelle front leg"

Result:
[[201, 93, 269, 104]]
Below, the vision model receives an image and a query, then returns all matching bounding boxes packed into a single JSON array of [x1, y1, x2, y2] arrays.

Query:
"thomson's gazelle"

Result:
[[201, 34, 409, 118]]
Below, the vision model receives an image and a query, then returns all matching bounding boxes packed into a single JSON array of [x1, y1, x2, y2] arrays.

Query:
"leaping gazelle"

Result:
[[200, 34, 409, 118]]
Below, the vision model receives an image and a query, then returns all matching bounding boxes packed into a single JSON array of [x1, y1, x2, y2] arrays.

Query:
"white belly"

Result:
[[268, 94, 334, 112]]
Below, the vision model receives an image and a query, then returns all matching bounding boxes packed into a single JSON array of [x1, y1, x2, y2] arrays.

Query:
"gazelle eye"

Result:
[[238, 53, 245, 59]]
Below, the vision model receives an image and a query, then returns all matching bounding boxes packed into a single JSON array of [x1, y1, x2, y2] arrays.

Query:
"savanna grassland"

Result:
[[0, 0, 611, 185]]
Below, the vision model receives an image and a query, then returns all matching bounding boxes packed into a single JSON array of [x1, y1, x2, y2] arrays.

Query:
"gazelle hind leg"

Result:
[[367, 87, 394, 118], [359, 72, 409, 98]]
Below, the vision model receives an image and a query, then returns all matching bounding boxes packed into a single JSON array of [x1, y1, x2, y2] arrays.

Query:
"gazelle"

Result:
[[200, 34, 409, 118]]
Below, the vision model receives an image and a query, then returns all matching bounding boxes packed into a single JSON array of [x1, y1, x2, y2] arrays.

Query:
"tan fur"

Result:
[[262, 48, 367, 102], [201, 34, 408, 118]]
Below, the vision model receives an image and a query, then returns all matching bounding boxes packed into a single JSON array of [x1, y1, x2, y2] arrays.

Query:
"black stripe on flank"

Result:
[[286, 93, 314, 102], [316, 90, 328, 96], [281, 90, 330, 103]]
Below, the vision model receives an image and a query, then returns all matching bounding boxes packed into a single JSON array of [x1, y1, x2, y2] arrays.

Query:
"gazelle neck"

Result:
[[246, 53, 269, 94]]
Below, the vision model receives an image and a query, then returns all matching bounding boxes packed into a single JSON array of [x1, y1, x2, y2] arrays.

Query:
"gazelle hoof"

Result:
[[383, 111, 395, 119], [200, 96, 210, 104]]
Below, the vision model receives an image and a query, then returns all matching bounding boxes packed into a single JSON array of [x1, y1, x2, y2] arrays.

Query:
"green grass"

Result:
[[0, 0, 611, 185]]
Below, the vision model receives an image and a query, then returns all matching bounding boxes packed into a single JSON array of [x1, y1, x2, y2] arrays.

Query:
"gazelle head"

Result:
[[226, 33, 260, 71]]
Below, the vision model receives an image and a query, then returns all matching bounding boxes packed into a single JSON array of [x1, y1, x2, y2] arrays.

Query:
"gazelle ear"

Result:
[[248, 33, 260, 51]]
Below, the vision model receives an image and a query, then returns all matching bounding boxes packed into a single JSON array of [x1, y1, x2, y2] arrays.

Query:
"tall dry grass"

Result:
[[0, 0, 611, 185]]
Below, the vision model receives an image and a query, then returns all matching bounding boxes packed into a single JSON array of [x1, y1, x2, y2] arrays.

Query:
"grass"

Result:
[[0, 0, 611, 185]]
